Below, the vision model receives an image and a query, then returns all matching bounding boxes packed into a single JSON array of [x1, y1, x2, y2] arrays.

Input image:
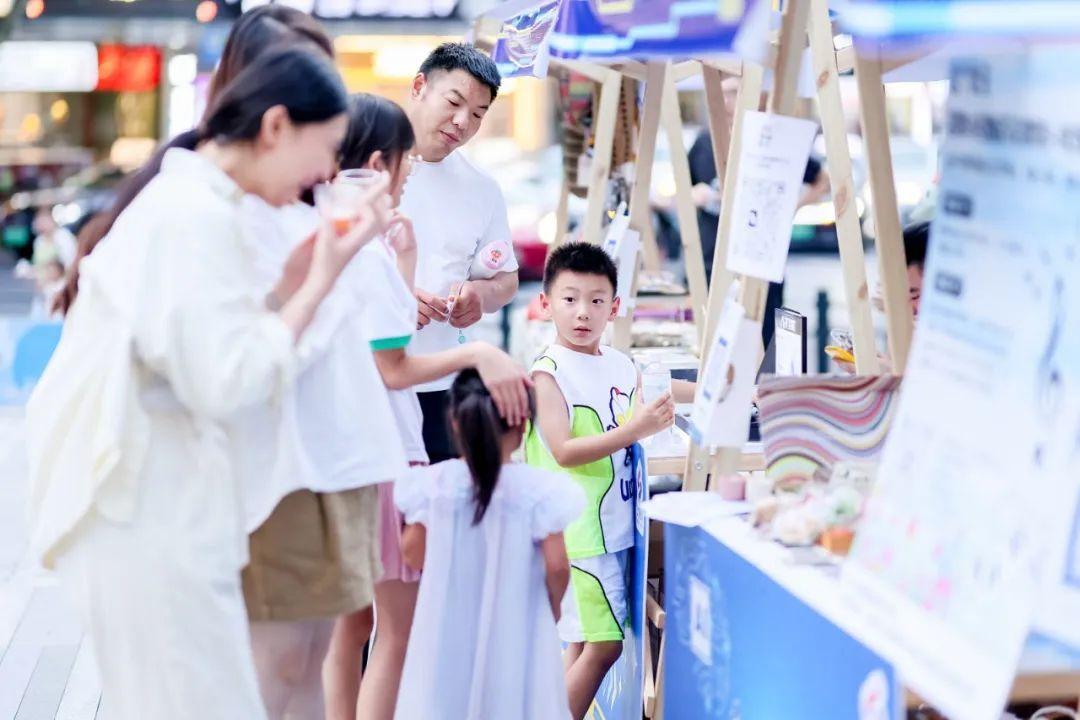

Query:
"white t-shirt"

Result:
[[399, 151, 518, 393], [394, 460, 583, 720], [354, 238, 428, 464], [230, 200, 409, 531], [525, 344, 639, 558]]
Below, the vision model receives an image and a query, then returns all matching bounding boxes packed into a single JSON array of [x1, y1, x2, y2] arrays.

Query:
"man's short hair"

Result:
[[418, 43, 501, 102], [543, 242, 618, 295], [903, 221, 930, 270]]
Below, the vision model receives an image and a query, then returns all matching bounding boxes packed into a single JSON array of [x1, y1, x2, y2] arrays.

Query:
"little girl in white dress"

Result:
[[393, 368, 585, 720]]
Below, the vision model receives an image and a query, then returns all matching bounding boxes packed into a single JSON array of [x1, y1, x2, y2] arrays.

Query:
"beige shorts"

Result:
[[242, 486, 381, 622]]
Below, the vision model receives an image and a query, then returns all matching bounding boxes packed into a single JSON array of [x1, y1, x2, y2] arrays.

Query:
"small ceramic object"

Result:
[[714, 473, 746, 501]]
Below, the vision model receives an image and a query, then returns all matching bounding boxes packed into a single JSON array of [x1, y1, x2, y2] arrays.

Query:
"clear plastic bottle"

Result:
[[640, 360, 680, 455]]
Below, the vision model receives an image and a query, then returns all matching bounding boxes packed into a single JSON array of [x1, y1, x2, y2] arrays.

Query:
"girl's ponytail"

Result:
[[449, 369, 507, 524]]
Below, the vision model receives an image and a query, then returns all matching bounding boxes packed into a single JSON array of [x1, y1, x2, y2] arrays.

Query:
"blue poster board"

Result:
[[588, 443, 647, 720], [0, 318, 61, 405], [548, 0, 762, 61], [664, 523, 901, 720], [491, 0, 561, 78], [836, 0, 1080, 44]]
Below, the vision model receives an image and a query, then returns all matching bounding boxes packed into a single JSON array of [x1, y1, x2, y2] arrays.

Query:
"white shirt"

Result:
[[525, 344, 639, 558], [394, 460, 583, 720], [26, 148, 298, 569], [230, 200, 409, 531], [354, 238, 427, 464], [399, 151, 518, 393]]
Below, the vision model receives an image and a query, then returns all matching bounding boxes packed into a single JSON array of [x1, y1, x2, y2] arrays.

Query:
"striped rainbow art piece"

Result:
[[757, 376, 903, 486]]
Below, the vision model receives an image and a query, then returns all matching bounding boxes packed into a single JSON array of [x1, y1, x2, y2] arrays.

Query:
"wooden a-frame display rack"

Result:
[[623, 0, 920, 716], [477, 3, 920, 716]]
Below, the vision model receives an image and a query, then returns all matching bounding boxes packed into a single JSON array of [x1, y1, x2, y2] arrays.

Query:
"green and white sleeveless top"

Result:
[[525, 343, 638, 559]]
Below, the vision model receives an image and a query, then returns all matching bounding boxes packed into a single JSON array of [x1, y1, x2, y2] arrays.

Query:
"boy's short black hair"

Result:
[[418, 43, 501, 102], [543, 241, 618, 295], [904, 221, 930, 270]]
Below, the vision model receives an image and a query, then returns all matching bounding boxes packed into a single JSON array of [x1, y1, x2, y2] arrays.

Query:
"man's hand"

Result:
[[416, 288, 449, 329], [448, 281, 483, 329]]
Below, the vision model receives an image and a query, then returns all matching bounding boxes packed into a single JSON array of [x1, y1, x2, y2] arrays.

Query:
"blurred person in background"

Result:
[[25, 45, 385, 720], [32, 207, 77, 268], [834, 220, 928, 374]]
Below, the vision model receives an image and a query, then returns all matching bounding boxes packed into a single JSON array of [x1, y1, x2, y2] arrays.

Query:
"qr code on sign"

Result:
[[735, 176, 787, 261]]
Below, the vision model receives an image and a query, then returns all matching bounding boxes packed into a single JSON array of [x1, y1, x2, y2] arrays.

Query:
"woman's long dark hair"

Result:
[[53, 5, 334, 316], [338, 93, 415, 175], [449, 369, 534, 524], [198, 46, 346, 145]]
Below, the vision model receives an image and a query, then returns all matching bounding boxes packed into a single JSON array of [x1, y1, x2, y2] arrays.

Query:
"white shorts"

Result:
[[558, 550, 629, 643]]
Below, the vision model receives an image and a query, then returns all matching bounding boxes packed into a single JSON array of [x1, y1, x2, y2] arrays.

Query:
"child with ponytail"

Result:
[[391, 369, 582, 720]]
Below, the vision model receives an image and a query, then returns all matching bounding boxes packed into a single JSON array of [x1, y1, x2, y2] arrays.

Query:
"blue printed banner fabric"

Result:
[[836, 0, 1080, 44], [548, 0, 762, 61]]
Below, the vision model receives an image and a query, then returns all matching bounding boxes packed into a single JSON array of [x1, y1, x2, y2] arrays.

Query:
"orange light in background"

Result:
[[18, 113, 42, 142], [49, 98, 70, 122], [195, 0, 217, 23], [25, 0, 44, 19]]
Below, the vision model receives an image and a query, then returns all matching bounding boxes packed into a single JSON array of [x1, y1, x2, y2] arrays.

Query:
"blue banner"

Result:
[[548, 0, 761, 61], [836, 0, 1080, 44], [664, 523, 901, 720], [492, 0, 561, 78], [0, 318, 61, 406]]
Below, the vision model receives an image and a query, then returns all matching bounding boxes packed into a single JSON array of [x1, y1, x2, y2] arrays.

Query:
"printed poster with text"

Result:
[[841, 48, 1080, 720]]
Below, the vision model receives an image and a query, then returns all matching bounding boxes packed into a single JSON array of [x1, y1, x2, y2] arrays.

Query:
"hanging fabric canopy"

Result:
[[548, 0, 766, 61], [836, 0, 1080, 46]]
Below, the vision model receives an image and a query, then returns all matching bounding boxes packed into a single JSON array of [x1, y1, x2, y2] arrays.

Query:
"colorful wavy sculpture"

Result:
[[757, 376, 903, 485]]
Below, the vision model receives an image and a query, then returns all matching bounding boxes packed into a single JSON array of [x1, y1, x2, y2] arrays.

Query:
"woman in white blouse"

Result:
[[25, 46, 388, 720]]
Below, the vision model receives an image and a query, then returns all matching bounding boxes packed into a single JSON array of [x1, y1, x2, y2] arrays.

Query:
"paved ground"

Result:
[[0, 409, 105, 720]]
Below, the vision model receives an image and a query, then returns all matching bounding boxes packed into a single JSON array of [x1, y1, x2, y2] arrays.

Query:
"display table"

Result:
[[646, 440, 765, 476], [657, 507, 1080, 718]]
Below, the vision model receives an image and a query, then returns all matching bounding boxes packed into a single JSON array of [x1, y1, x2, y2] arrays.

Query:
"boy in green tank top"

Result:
[[525, 242, 675, 719]]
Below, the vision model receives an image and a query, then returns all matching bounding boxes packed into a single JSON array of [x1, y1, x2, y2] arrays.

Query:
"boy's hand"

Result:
[[630, 392, 675, 440]]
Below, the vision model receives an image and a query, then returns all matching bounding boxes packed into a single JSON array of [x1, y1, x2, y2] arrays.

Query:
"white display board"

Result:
[[725, 111, 817, 282], [602, 211, 641, 318], [689, 284, 758, 448], [841, 47, 1080, 720]]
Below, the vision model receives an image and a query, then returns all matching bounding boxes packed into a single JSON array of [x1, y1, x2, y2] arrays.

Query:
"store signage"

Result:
[[0, 42, 98, 92], [27, 0, 229, 17], [235, 0, 458, 18], [96, 45, 162, 93], [548, 0, 762, 60]]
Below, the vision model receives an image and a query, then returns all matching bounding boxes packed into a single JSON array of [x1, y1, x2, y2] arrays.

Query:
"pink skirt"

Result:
[[378, 478, 421, 584]]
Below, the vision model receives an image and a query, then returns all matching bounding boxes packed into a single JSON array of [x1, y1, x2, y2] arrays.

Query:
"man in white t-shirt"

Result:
[[401, 43, 520, 462]]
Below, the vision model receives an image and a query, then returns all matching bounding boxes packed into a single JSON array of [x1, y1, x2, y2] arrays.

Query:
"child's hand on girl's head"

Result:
[[630, 392, 675, 440], [474, 344, 533, 428]]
